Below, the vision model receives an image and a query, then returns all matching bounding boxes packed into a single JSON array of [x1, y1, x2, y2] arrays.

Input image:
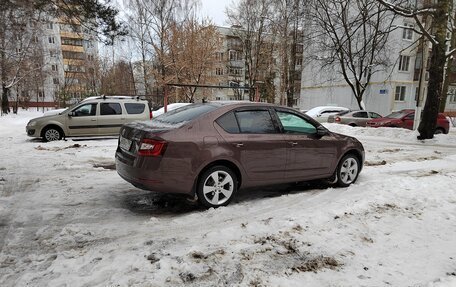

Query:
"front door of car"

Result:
[[98, 102, 126, 135], [275, 109, 337, 180], [222, 108, 287, 183], [66, 103, 98, 136], [400, 113, 414, 130]]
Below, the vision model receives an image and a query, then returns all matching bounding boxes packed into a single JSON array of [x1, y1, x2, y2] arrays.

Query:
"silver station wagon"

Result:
[[26, 96, 151, 141]]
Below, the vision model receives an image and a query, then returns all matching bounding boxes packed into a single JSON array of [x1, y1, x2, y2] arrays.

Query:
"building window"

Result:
[[49, 50, 57, 58], [51, 64, 58, 71], [403, 23, 413, 40], [398, 55, 410, 71], [229, 50, 242, 61], [87, 54, 94, 61], [415, 87, 419, 102], [216, 68, 224, 76], [215, 52, 224, 61], [53, 78, 59, 85], [47, 22, 53, 29], [229, 68, 242, 76], [296, 58, 303, 66], [38, 91, 44, 98], [48, 36, 55, 44], [395, 86, 406, 101], [449, 89, 456, 103]]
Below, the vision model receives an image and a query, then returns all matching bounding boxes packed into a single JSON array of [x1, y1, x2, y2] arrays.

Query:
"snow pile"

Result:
[[1, 110, 456, 286]]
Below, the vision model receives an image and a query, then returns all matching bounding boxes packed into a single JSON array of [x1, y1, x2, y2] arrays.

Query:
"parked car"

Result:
[[366, 109, 450, 134], [305, 106, 350, 123], [116, 102, 365, 208], [152, 103, 192, 118], [26, 96, 151, 141], [328, 110, 383, 127]]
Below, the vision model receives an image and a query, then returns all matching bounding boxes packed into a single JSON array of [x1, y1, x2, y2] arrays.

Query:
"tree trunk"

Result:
[[2, 84, 9, 114], [418, 1, 448, 139]]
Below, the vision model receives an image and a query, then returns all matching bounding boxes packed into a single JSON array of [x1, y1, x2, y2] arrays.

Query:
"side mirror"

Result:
[[68, 111, 75, 117], [316, 126, 328, 137]]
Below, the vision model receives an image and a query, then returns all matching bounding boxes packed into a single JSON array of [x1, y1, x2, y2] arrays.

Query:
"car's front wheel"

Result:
[[43, 126, 63, 142], [197, 166, 237, 208], [336, 154, 360, 187]]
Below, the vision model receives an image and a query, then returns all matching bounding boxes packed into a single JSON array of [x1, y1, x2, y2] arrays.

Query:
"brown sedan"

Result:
[[116, 102, 365, 208]]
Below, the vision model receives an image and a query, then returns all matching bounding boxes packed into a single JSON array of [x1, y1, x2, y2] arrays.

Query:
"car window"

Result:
[[100, 103, 122, 115], [155, 104, 218, 124], [125, 103, 145, 114], [216, 112, 240, 133], [369, 112, 382, 118], [73, 103, 96, 116], [385, 111, 408, 119], [277, 111, 317, 134], [404, 113, 414, 120], [235, 110, 277, 134], [352, 111, 368, 118]]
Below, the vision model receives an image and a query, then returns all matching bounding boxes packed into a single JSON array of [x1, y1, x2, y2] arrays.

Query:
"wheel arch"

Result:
[[194, 159, 243, 194], [40, 123, 65, 138]]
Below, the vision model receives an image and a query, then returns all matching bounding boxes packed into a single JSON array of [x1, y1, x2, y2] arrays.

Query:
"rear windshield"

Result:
[[385, 111, 408, 119], [154, 104, 218, 124]]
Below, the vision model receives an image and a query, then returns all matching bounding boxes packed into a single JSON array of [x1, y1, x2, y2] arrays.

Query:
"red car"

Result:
[[366, 109, 450, 134]]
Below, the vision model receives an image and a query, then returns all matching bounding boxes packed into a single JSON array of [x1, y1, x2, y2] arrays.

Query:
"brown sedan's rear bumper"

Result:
[[115, 154, 194, 195]]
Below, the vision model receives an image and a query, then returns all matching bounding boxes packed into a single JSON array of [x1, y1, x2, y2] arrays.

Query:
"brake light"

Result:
[[138, 139, 167, 156], [335, 116, 341, 122], [150, 110, 153, 119]]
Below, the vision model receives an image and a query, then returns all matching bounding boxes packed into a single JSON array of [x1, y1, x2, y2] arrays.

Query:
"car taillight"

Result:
[[138, 139, 167, 156], [335, 117, 341, 122], [150, 111, 153, 119]]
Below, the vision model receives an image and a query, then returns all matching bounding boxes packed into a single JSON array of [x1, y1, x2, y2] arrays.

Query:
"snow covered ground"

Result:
[[1, 110, 456, 287]]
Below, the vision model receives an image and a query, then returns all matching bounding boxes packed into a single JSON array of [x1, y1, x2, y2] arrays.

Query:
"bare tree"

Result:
[[268, 0, 304, 106], [163, 20, 221, 102], [0, 3, 46, 114], [306, 0, 397, 110], [376, 0, 451, 139], [226, 0, 273, 101]]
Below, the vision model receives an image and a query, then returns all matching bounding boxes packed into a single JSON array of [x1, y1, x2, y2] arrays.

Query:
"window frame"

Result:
[[398, 55, 410, 72], [274, 108, 319, 135], [233, 107, 280, 134], [395, 86, 407, 101], [100, 102, 122, 116]]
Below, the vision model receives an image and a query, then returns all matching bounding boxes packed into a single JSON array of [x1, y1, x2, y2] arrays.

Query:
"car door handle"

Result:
[[234, 143, 244, 148], [121, 117, 126, 120], [289, 142, 298, 147], [91, 119, 96, 121]]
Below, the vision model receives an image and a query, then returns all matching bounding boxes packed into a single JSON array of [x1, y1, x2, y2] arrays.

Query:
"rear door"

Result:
[[66, 103, 98, 136], [275, 109, 337, 180], [351, 111, 368, 126], [98, 102, 125, 135], [217, 108, 287, 182]]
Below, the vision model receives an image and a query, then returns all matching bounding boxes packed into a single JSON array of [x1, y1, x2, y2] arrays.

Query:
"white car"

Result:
[[304, 106, 350, 123], [152, 103, 192, 117]]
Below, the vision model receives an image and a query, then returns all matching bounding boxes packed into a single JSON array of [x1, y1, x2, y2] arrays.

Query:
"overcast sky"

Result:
[[199, 0, 236, 26]]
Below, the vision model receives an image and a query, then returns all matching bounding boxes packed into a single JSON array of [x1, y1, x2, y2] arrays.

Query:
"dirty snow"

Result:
[[1, 111, 456, 286]]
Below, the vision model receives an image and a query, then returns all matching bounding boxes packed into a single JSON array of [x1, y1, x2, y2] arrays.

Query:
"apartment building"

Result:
[[9, 14, 97, 109], [207, 26, 302, 104], [300, 14, 456, 115]]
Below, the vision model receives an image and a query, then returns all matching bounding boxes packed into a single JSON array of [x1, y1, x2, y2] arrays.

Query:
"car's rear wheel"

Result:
[[197, 166, 237, 208], [336, 154, 360, 187], [43, 126, 63, 142]]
